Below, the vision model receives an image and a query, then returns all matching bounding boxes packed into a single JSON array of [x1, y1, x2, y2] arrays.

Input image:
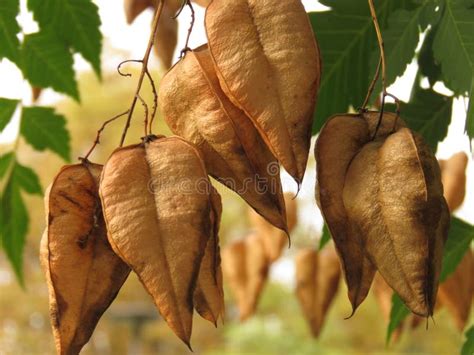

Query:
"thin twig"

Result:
[[145, 68, 158, 134], [368, 0, 386, 95], [179, 0, 195, 58], [117, 59, 143, 77], [136, 93, 149, 136], [82, 110, 130, 161], [119, 0, 165, 147], [361, 56, 382, 110]]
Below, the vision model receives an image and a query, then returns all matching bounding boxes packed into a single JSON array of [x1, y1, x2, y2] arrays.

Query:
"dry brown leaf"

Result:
[[343, 128, 449, 316], [439, 152, 468, 212], [438, 249, 474, 331], [41, 163, 130, 355], [248, 192, 297, 262], [315, 114, 375, 313], [100, 136, 212, 348], [194, 185, 225, 326], [159, 45, 287, 232], [205, 0, 321, 182], [221, 233, 269, 321], [295, 246, 341, 337]]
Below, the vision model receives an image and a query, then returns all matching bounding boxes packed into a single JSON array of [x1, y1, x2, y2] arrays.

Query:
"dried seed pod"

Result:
[[194, 186, 225, 326], [248, 192, 297, 262], [205, 0, 321, 182], [159, 45, 287, 232], [100, 136, 212, 347], [124, 0, 151, 24], [193, 0, 210, 7], [154, 4, 178, 68], [295, 246, 341, 337], [438, 249, 474, 331], [343, 128, 450, 316], [439, 152, 468, 212], [41, 163, 130, 355], [222, 233, 269, 321], [315, 114, 375, 313]]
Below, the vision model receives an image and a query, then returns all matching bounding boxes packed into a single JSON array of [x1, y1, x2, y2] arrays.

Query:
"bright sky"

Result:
[[0, 0, 472, 268]]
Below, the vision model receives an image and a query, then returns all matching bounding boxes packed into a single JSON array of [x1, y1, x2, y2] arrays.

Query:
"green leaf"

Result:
[[0, 98, 19, 132], [440, 217, 474, 282], [20, 106, 71, 161], [11, 162, 42, 195], [21, 30, 79, 100], [398, 86, 453, 152], [0, 153, 14, 179], [386, 293, 410, 345], [309, 0, 414, 133], [432, 0, 474, 138], [418, 27, 442, 87], [1, 179, 28, 285], [461, 326, 474, 355], [319, 224, 331, 250], [28, 0, 102, 77], [369, 1, 440, 95], [0, 0, 21, 64]]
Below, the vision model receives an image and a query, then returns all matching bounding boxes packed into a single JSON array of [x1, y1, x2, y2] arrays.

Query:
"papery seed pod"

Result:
[[124, 0, 151, 24], [159, 45, 287, 232], [248, 192, 297, 262], [100, 136, 212, 348], [205, 0, 321, 183], [154, 4, 178, 68], [343, 128, 450, 316], [439, 152, 468, 212], [41, 162, 130, 355], [222, 233, 269, 321], [194, 186, 225, 326], [315, 114, 375, 313], [295, 246, 341, 338], [438, 249, 474, 331]]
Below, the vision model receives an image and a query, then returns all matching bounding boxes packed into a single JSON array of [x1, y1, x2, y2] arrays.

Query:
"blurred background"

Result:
[[0, 1, 472, 354]]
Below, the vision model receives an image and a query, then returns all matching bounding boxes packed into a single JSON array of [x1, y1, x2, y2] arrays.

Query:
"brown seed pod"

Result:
[[221, 233, 269, 321], [159, 45, 287, 232], [343, 128, 450, 316], [154, 4, 178, 68], [439, 152, 468, 212], [295, 246, 341, 338], [194, 186, 225, 326], [438, 249, 474, 331], [248, 192, 297, 262], [205, 0, 321, 183], [99, 136, 212, 348], [41, 163, 130, 355], [124, 0, 151, 24], [315, 114, 375, 313]]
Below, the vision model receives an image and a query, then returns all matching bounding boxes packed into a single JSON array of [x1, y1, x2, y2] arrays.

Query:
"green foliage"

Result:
[[440, 217, 474, 282], [20, 106, 71, 162], [1, 157, 42, 285], [461, 326, 474, 355], [319, 224, 331, 250], [21, 31, 79, 101], [27, 0, 102, 77], [386, 217, 474, 344], [309, 0, 416, 132], [399, 84, 453, 152], [0, 0, 21, 65], [0, 98, 19, 132], [386, 293, 410, 345], [432, 0, 474, 139], [418, 27, 442, 87]]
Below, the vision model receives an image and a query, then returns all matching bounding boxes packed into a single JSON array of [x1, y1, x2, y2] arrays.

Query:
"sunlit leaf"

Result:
[[0, 98, 19, 132], [21, 31, 79, 100], [20, 106, 71, 161]]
